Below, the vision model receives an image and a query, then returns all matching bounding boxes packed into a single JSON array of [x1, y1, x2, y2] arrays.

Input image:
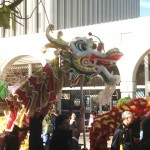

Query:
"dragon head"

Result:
[[44, 25, 123, 87]]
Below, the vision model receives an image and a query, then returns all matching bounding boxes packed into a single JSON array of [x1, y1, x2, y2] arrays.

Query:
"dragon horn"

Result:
[[46, 25, 69, 50]]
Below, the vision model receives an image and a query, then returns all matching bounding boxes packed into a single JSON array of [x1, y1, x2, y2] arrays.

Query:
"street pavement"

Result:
[[43, 132, 91, 150], [44, 132, 112, 150], [78, 132, 112, 150], [78, 132, 90, 149]]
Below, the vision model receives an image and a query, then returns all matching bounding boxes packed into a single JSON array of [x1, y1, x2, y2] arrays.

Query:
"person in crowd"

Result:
[[68, 128, 81, 150], [41, 113, 51, 146], [139, 111, 150, 140], [49, 106, 85, 150], [29, 112, 44, 150], [111, 111, 135, 150], [51, 104, 58, 133], [4, 124, 28, 150], [135, 116, 150, 150], [129, 117, 141, 144], [88, 111, 96, 127], [70, 112, 78, 129]]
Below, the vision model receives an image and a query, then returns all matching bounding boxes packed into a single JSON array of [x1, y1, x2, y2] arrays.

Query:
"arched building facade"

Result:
[[0, 17, 150, 111]]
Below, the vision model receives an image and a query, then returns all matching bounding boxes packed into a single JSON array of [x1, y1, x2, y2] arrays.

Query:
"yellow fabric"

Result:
[[15, 108, 26, 128]]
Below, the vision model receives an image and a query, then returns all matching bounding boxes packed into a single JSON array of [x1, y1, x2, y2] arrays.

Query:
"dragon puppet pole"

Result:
[[80, 75, 86, 149]]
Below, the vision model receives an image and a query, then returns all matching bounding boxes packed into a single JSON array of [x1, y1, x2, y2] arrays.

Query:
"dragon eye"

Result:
[[74, 40, 87, 51]]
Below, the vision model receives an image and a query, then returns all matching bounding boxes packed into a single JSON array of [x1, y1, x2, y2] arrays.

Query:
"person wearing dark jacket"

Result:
[[111, 111, 135, 150], [49, 106, 85, 150], [29, 113, 44, 150], [68, 128, 81, 150], [5, 125, 28, 150], [135, 116, 150, 150]]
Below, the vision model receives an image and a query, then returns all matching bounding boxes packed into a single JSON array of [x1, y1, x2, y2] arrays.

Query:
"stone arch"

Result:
[[116, 46, 150, 98], [0, 55, 45, 83], [117, 48, 150, 98], [132, 48, 150, 81]]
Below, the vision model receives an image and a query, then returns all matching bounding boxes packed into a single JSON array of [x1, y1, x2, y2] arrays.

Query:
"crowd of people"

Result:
[[49, 106, 86, 150], [3, 103, 150, 150], [48, 109, 150, 150], [33, 109, 150, 150]]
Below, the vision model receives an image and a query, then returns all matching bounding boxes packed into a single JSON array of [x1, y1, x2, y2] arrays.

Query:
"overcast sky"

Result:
[[140, 0, 150, 16]]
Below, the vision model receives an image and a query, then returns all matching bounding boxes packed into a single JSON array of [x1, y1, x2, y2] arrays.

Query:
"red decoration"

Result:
[[90, 98, 150, 150]]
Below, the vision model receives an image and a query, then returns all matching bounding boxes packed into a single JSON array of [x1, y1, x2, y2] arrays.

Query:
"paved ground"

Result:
[[79, 132, 90, 149], [44, 132, 112, 150], [43, 132, 91, 150], [78, 132, 112, 150]]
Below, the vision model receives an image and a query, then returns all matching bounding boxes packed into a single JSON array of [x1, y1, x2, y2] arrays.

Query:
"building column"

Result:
[[144, 55, 149, 97], [28, 63, 32, 77], [120, 81, 136, 98], [57, 93, 61, 114]]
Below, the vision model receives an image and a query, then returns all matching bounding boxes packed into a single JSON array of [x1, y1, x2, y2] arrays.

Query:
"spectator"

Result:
[[29, 113, 44, 150], [51, 104, 58, 133], [88, 111, 96, 127], [4, 125, 28, 150], [70, 112, 78, 129], [135, 116, 150, 150], [139, 111, 150, 140], [111, 111, 135, 150], [41, 113, 51, 146], [68, 128, 81, 150], [49, 106, 85, 150], [129, 117, 141, 143]]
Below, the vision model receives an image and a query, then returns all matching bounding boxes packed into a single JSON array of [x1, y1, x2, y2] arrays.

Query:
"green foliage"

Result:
[[0, 5, 17, 29], [116, 97, 131, 107], [0, 6, 11, 29]]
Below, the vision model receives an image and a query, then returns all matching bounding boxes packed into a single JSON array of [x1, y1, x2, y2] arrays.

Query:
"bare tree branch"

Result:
[[8, 0, 24, 10]]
